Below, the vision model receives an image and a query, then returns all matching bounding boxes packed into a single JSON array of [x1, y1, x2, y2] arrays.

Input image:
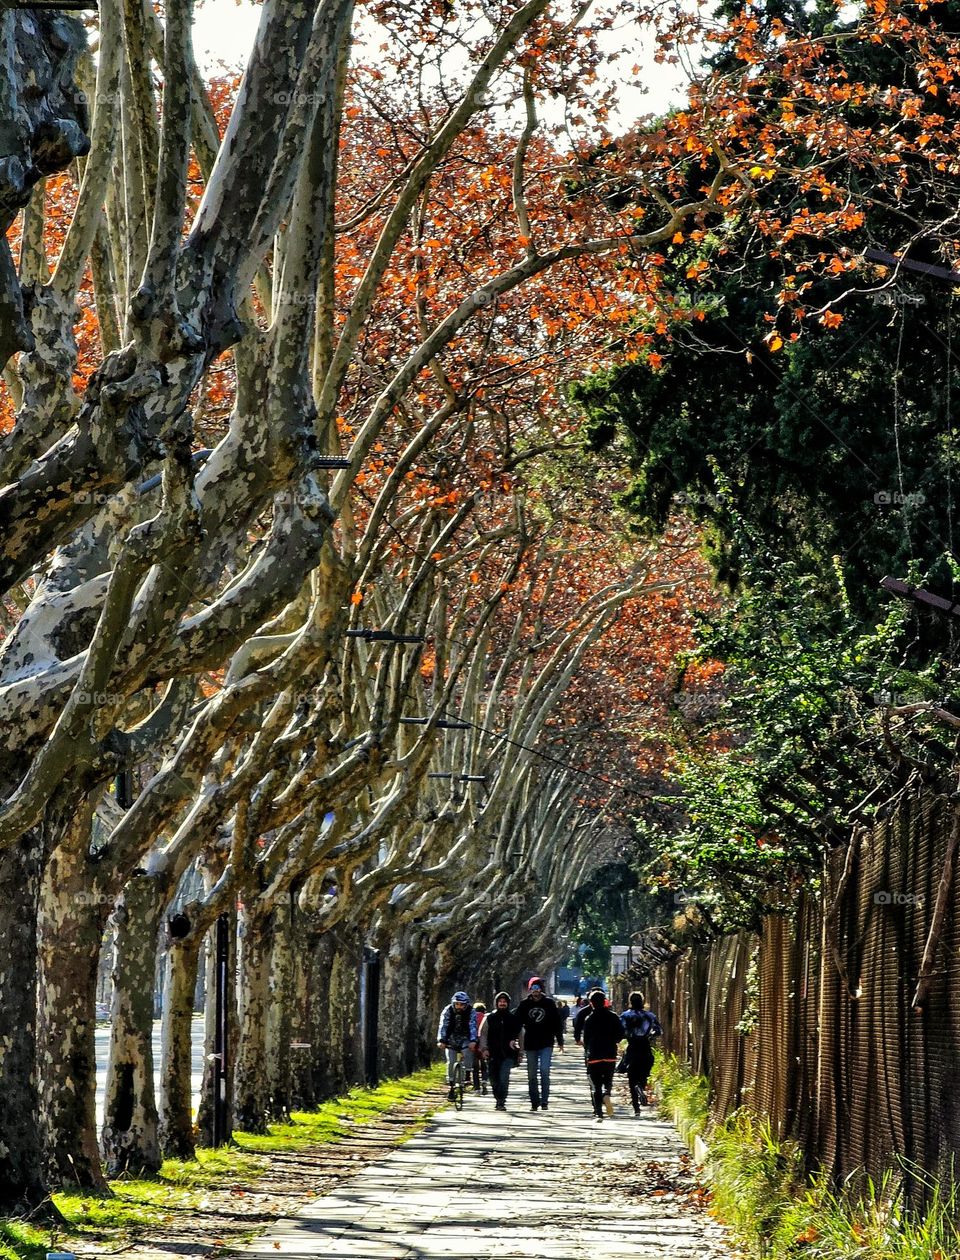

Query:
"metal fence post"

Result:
[[213, 913, 229, 1145], [363, 946, 381, 1086]]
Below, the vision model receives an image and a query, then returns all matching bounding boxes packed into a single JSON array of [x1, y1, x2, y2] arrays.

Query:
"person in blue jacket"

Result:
[[437, 990, 479, 1101], [620, 990, 663, 1113]]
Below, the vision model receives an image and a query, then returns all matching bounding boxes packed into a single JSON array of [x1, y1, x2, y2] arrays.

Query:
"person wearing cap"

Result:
[[515, 978, 564, 1111], [581, 988, 626, 1121], [479, 992, 523, 1110], [437, 991, 479, 1102]]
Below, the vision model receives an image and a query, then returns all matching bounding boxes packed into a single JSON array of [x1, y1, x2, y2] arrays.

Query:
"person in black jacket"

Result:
[[478, 992, 523, 1110], [581, 989, 626, 1121], [515, 980, 564, 1111]]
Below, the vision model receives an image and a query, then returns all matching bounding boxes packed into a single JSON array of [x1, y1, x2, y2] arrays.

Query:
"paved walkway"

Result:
[[243, 1053, 733, 1259]]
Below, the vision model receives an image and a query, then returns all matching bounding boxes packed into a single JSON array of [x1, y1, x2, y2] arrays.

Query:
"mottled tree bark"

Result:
[[158, 929, 203, 1159], [233, 906, 271, 1133], [325, 931, 362, 1095], [36, 815, 110, 1193], [417, 943, 441, 1069], [379, 928, 414, 1078], [0, 831, 48, 1213], [265, 900, 294, 1121], [305, 930, 335, 1101], [100, 874, 164, 1175], [288, 924, 315, 1108]]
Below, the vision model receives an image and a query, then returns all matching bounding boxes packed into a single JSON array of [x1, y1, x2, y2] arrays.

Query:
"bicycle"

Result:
[[451, 1046, 466, 1110]]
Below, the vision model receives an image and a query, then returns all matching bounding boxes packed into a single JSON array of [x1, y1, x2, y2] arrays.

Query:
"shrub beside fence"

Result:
[[644, 779, 960, 1193]]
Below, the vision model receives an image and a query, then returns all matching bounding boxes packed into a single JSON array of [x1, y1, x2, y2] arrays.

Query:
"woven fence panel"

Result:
[[753, 915, 796, 1139], [689, 950, 712, 1076], [662, 781, 960, 1192], [792, 891, 822, 1161], [707, 933, 752, 1120]]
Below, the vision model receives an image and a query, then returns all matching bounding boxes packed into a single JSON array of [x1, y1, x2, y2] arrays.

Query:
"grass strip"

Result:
[[0, 1065, 444, 1260], [651, 1055, 960, 1259]]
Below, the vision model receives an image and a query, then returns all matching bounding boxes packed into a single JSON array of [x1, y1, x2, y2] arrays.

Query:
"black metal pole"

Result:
[[363, 946, 380, 1087], [213, 914, 229, 1146], [115, 769, 133, 809]]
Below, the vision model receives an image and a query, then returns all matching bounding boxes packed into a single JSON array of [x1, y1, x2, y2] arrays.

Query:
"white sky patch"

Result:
[[189, 0, 691, 127]]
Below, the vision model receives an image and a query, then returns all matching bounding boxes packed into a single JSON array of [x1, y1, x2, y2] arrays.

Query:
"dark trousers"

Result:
[[489, 1056, 513, 1103], [587, 1061, 615, 1116], [472, 1054, 490, 1089], [625, 1038, 655, 1110]]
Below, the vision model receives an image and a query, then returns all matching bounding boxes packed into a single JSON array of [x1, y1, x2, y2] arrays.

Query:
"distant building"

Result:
[[552, 965, 582, 994], [609, 945, 635, 977]]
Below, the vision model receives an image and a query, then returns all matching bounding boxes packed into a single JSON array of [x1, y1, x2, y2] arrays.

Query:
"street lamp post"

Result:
[[362, 946, 381, 1087]]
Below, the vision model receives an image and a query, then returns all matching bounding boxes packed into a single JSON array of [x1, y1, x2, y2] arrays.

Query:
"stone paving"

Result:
[[243, 1052, 734, 1260]]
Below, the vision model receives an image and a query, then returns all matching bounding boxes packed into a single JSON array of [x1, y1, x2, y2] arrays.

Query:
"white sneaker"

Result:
[[603, 1093, 614, 1117]]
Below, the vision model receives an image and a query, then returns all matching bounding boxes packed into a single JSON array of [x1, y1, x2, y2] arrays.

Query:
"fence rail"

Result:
[[644, 780, 960, 1191]]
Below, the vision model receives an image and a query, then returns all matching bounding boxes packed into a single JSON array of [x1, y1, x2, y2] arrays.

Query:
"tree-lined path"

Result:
[[243, 1055, 732, 1260]]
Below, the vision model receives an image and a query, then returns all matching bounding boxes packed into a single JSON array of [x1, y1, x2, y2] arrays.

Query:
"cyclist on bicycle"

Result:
[[437, 990, 479, 1102]]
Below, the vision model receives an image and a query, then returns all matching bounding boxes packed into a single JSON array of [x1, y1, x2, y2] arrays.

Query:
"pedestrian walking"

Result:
[[581, 989, 625, 1121], [572, 988, 606, 1044], [619, 991, 663, 1113], [478, 992, 523, 1110], [471, 1001, 490, 1093], [516, 978, 564, 1110]]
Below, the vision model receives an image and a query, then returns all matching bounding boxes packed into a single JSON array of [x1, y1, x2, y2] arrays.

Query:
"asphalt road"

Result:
[[93, 1015, 206, 1128]]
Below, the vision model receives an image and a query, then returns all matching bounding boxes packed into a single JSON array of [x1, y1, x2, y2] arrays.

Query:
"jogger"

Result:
[[580, 989, 625, 1121], [620, 991, 663, 1114]]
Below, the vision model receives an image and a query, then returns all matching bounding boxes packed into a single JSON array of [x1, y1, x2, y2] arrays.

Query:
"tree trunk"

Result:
[[379, 928, 414, 1078], [265, 900, 294, 1121], [417, 941, 441, 1068], [289, 925, 315, 1109], [0, 830, 50, 1213], [233, 906, 272, 1133], [36, 827, 110, 1193], [326, 931, 363, 1094], [306, 929, 335, 1101], [158, 931, 203, 1160], [100, 874, 164, 1175]]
